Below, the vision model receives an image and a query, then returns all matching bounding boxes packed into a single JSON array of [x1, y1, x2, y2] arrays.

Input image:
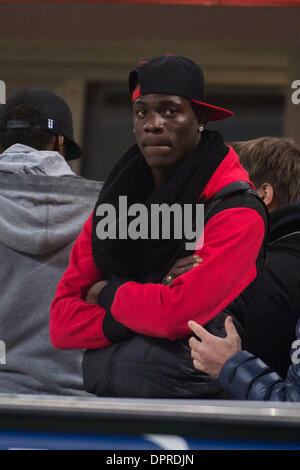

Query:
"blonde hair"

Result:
[[231, 137, 300, 207]]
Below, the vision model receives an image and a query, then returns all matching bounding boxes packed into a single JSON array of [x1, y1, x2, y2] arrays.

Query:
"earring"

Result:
[[198, 125, 204, 133]]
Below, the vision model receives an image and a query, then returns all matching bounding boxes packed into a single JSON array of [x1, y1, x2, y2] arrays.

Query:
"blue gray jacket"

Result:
[[219, 318, 300, 402]]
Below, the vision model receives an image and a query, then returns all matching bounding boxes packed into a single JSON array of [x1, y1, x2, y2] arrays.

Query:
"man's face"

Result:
[[133, 94, 201, 172]]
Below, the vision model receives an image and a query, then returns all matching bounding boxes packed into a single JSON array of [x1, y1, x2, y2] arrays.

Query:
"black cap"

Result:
[[129, 55, 233, 122], [0, 88, 81, 160]]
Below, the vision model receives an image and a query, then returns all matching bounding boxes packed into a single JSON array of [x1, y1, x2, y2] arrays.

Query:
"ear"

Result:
[[191, 103, 208, 126], [256, 182, 274, 208], [57, 135, 65, 156], [197, 110, 208, 126]]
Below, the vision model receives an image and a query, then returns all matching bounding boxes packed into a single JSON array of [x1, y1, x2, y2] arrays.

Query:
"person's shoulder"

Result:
[[61, 175, 103, 197], [202, 146, 253, 200]]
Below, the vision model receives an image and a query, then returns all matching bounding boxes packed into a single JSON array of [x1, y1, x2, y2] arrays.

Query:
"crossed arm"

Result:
[[50, 207, 265, 349]]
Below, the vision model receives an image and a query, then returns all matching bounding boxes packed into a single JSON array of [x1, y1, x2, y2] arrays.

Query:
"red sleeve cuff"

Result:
[[97, 278, 125, 311], [98, 278, 135, 343]]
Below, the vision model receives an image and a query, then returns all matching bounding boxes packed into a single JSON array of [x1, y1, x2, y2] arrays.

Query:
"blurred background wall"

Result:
[[0, 2, 299, 179]]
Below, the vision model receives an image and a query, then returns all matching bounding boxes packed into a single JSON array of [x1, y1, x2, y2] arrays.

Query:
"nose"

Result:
[[144, 111, 163, 134]]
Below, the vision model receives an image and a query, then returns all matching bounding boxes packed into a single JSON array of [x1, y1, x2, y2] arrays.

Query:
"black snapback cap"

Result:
[[129, 55, 233, 122], [0, 88, 81, 160]]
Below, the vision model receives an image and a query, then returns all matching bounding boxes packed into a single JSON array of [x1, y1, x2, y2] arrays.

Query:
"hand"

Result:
[[162, 254, 203, 285], [188, 316, 241, 378], [85, 280, 108, 304]]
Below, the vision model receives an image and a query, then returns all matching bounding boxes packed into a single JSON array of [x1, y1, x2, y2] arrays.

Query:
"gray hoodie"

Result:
[[0, 144, 102, 395]]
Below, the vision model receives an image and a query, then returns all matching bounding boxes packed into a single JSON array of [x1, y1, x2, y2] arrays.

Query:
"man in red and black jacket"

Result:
[[50, 55, 268, 398]]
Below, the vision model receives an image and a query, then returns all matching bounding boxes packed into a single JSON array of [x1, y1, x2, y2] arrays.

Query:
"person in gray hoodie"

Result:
[[0, 88, 102, 395]]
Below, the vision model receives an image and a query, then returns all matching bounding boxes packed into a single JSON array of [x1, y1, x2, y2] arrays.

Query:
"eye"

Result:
[[135, 108, 147, 118], [164, 107, 177, 117]]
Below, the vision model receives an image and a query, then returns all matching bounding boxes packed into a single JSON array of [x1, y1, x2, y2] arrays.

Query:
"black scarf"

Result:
[[92, 130, 228, 282]]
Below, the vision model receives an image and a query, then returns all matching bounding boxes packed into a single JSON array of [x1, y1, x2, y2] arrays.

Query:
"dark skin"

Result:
[[86, 94, 206, 303], [133, 94, 203, 187], [46, 134, 65, 157], [85, 254, 204, 303]]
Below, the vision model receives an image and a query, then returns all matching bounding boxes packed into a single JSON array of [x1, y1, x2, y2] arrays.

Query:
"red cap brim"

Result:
[[132, 88, 233, 122], [192, 99, 234, 121]]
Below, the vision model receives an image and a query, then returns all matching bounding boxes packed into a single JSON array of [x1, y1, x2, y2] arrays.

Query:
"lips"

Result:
[[142, 140, 171, 147]]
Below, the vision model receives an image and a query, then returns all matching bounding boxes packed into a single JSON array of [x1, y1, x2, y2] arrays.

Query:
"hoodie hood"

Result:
[[269, 201, 300, 244], [0, 144, 76, 177], [0, 145, 102, 255], [267, 202, 300, 262]]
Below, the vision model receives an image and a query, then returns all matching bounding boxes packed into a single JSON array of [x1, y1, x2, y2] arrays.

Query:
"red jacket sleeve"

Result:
[[104, 207, 265, 340], [50, 214, 111, 350], [51, 207, 265, 349]]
